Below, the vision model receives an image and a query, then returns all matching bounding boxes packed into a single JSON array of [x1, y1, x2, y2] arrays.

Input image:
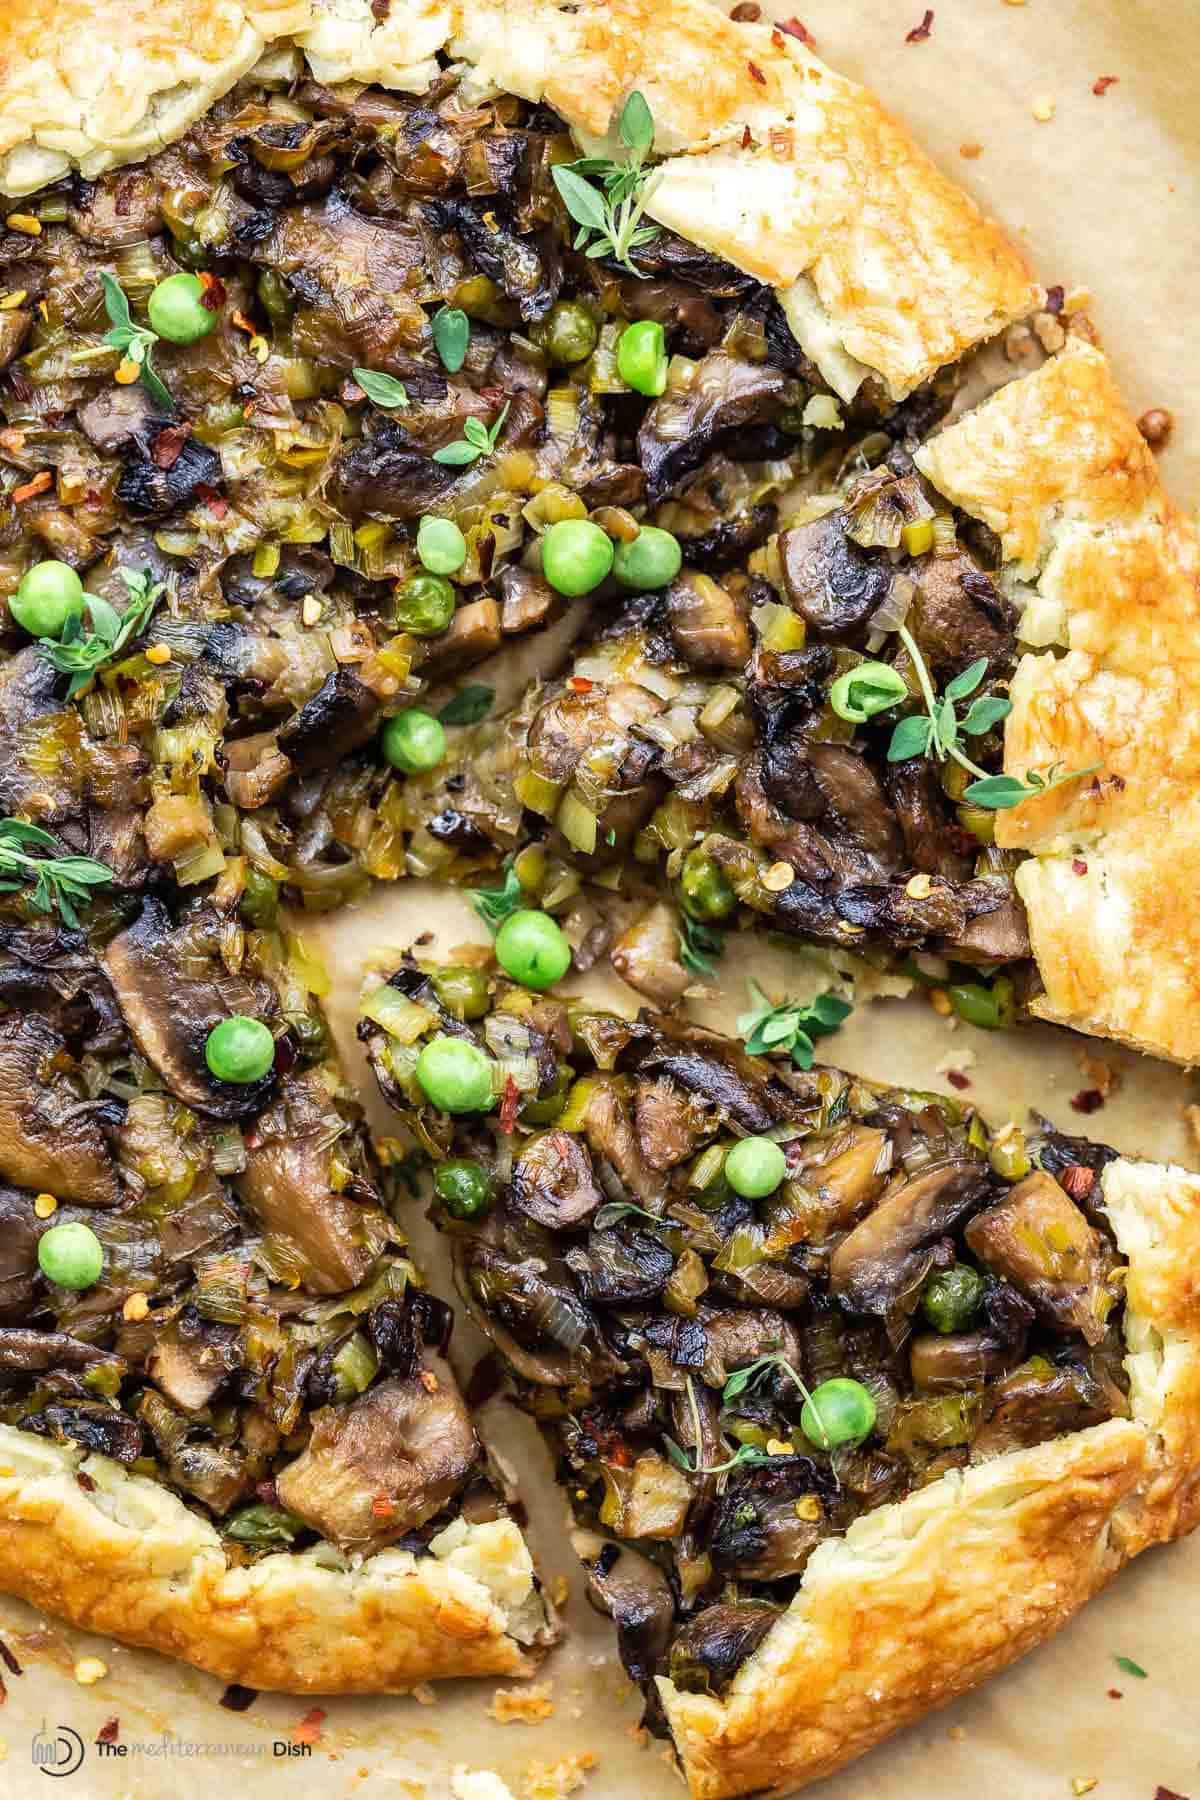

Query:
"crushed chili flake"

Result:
[[1092, 75, 1120, 96], [1153, 1789, 1191, 1800], [741, 124, 754, 149], [370, 0, 391, 20], [96, 1718, 120, 1745], [777, 16, 816, 47], [293, 1707, 326, 1747], [76, 1471, 96, 1491], [1070, 1088, 1105, 1115], [196, 484, 228, 519], [1072, 858, 1088, 875], [230, 308, 258, 338], [151, 423, 191, 470], [370, 1493, 396, 1518], [906, 9, 934, 42], [0, 1637, 22, 1677], [1107, 1687, 1123, 1699], [255, 1477, 279, 1505], [198, 271, 226, 311], [500, 1073, 521, 1134], [11, 469, 51, 503], [1060, 1164, 1096, 1201], [220, 1683, 259, 1713], [945, 1069, 970, 1091], [567, 676, 593, 693], [730, 1, 761, 16], [747, 60, 766, 84], [959, 142, 983, 160]]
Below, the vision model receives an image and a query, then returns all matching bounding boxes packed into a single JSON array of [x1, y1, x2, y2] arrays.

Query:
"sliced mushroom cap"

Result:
[[909, 1328, 1015, 1393], [276, 669, 380, 776], [971, 1355, 1120, 1461], [0, 1014, 120, 1204], [907, 549, 1016, 679], [777, 513, 893, 639], [0, 1186, 43, 1320], [566, 1223, 675, 1307], [581, 1083, 668, 1208], [275, 1369, 480, 1550], [637, 1035, 777, 1136], [638, 351, 787, 502], [697, 1307, 803, 1387], [457, 1237, 627, 1388], [103, 898, 276, 1120], [168, 1441, 248, 1515], [237, 1073, 394, 1295], [939, 880, 1031, 964], [964, 1171, 1114, 1344], [710, 1457, 830, 1580], [511, 1129, 603, 1230], [667, 1601, 782, 1698], [25, 1403, 143, 1464], [146, 1311, 242, 1413], [665, 572, 752, 670], [573, 1529, 676, 1690], [611, 904, 692, 1011], [829, 1155, 990, 1320], [0, 1328, 122, 1371], [634, 1077, 704, 1172]]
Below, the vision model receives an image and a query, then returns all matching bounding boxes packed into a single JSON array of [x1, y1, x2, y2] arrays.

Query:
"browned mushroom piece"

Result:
[[581, 1080, 668, 1208], [829, 1155, 990, 1320], [146, 1312, 242, 1413], [237, 1072, 395, 1295], [665, 572, 752, 670], [612, 904, 693, 1010], [103, 898, 276, 1120], [777, 511, 894, 638], [965, 1170, 1115, 1344], [0, 1015, 120, 1205], [634, 1077, 704, 1171], [574, 1528, 677, 1690], [275, 1369, 480, 1550], [511, 1129, 604, 1229]]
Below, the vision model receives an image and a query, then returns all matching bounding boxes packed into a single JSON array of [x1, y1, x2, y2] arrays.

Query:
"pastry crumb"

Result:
[[1031, 95, 1057, 122], [959, 142, 983, 159], [1033, 310, 1066, 352], [1003, 322, 1037, 361], [521, 1751, 597, 1799], [73, 1657, 108, 1686], [410, 1682, 437, 1706], [1071, 1781, 1098, 1796], [489, 1683, 555, 1724]]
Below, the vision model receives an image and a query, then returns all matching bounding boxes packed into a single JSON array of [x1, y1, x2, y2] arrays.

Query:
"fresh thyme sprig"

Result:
[[678, 912, 725, 979], [0, 819, 113, 928], [663, 1375, 772, 1477], [887, 626, 1098, 810], [432, 401, 510, 468], [39, 567, 166, 698], [551, 91, 660, 274], [737, 981, 853, 1070], [99, 272, 172, 411], [721, 1352, 831, 1449], [469, 859, 524, 932]]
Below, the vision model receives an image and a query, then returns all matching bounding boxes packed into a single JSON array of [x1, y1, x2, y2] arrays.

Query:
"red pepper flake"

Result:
[[730, 1, 761, 16], [293, 1707, 326, 1747], [0, 1636, 22, 1677], [1107, 1687, 1123, 1699], [945, 1069, 970, 1091], [777, 16, 816, 47], [1070, 1088, 1105, 1115], [1044, 284, 1065, 313], [1072, 858, 1088, 876], [76, 1471, 96, 1492], [255, 1477, 279, 1506], [151, 423, 191, 470], [96, 1718, 120, 1745], [11, 469, 51, 503], [747, 60, 766, 84], [1154, 1790, 1191, 1800], [568, 676, 594, 693], [198, 271, 226, 311], [741, 124, 754, 149], [906, 8, 934, 42], [370, 1493, 395, 1519], [196, 484, 228, 519], [230, 308, 258, 338], [1092, 75, 1119, 96], [1060, 1164, 1096, 1201], [500, 1073, 521, 1134]]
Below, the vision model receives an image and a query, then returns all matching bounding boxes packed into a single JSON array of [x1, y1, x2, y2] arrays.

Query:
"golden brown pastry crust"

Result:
[[0, 0, 1039, 397], [659, 1154, 1200, 1798], [0, 1425, 545, 1690], [917, 342, 1200, 1063]]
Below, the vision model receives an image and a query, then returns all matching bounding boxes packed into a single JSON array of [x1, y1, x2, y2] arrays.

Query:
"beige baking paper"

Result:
[[3, 1, 1199, 1794]]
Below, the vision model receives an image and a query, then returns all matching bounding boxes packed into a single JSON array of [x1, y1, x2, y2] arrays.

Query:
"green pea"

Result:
[[679, 847, 737, 923], [415, 1034, 495, 1114], [948, 977, 1015, 1031], [799, 1377, 876, 1450], [381, 709, 446, 773], [205, 1015, 275, 1084], [494, 909, 572, 991], [617, 319, 668, 396], [428, 964, 490, 1021], [611, 526, 682, 592], [239, 867, 279, 929], [11, 561, 84, 639], [541, 519, 614, 597], [393, 571, 456, 636], [434, 1157, 493, 1219], [38, 1221, 104, 1291], [538, 300, 599, 366], [147, 272, 217, 345], [724, 1136, 786, 1199], [829, 662, 908, 724], [416, 514, 467, 576], [921, 1263, 985, 1334]]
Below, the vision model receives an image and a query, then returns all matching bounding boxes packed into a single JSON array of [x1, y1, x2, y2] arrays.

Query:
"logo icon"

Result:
[[31, 1724, 85, 1778]]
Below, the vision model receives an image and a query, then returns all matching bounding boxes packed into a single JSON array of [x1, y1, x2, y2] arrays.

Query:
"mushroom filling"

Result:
[[0, 903, 523, 1569], [2, 61, 1039, 1010], [361, 960, 1130, 1717]]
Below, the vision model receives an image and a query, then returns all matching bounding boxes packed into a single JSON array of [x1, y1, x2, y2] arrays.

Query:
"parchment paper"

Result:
[[3, 3, 1198, 1794]]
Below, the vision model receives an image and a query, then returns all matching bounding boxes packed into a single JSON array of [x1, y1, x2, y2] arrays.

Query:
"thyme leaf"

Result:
[[38, 566, 166, 698], [736, 980, 853, 1070], [99, 272, 173, 412], [469, 860, 524, 932], [0, 818, 113, 929], [432, 400, 510, 467], [678, 912, 725, 978]]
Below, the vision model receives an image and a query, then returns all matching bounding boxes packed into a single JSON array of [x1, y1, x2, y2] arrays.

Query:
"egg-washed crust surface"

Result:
[[659, 1154, 1200, 1799], [0, 0, 1039, 400], [917, 342, 1200, 1065], [0, 1423, 542, 1689]]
